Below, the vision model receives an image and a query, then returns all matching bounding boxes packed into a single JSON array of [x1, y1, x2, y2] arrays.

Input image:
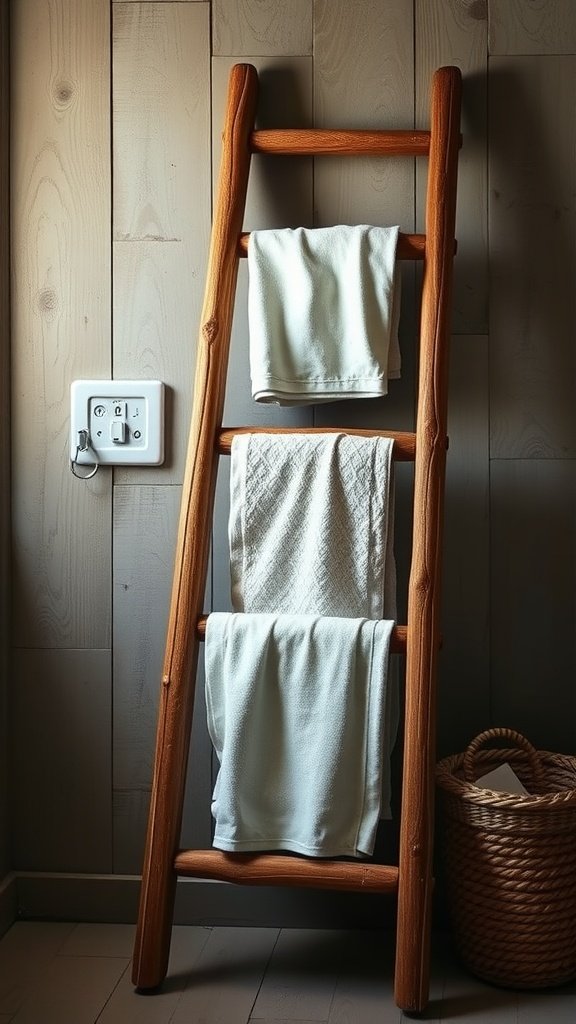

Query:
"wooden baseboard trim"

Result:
[[14, 872, 394, 928], [0, 873, 17, 938]]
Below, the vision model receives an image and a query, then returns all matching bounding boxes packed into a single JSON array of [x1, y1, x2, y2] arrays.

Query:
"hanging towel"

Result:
[[229, 432, 396, 622], [247, 225, 401, 405], [205, 612, 395, 858]]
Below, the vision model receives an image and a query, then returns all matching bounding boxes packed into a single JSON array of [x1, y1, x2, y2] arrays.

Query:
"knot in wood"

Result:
[[469, 0, 487, 20], [202, 317, 218, 346], [38, 287, 58, 315], [54, 80, 74, 106]]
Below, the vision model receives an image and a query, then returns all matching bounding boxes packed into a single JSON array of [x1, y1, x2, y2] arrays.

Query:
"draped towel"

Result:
[[205, 612, 395, 858], [229, 432, 396, 622], [248, 225, 401, 405]]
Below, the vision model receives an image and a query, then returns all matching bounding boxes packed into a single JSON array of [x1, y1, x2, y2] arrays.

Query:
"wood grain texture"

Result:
[[416, 0, 488, 334], [395, 66, 461, 1015], [211, 57, 314, 617], [251, 128, 430, 156], [11, 649, 112, 873], [112, 2, 211, 485], [175, 851, 399, 892], [213, 0, 312, 57], [239, 230, 428, 259], [11, 0, 112, 649], [490, 459, 576, 755], [438, 336, 490, 758], [132, 64, 259, 991], [489, 56, 576, 459], [314, 0, 415, 227], [313, 0, 417, 439], [489, 0, 576, 55]]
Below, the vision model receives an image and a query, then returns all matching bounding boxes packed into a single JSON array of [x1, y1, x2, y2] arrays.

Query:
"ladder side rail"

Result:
[[394, 65, 462, 1015], [132, 63, 259, 991]]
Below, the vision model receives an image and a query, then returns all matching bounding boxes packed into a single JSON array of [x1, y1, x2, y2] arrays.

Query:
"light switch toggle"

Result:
[[111, 420, 127, 444]]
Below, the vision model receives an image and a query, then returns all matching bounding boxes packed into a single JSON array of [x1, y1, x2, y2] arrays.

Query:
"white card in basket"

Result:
[[475, 762, 530, 796]]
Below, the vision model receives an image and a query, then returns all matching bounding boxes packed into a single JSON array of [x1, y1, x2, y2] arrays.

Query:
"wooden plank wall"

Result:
[[8, 0, 576, 913]]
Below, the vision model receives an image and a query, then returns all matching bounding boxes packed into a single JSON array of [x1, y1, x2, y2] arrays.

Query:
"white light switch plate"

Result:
[[71, 380, 165, 466]]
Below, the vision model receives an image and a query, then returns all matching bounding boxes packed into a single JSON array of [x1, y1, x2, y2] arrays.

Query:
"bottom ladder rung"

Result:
[[174, 849, 399, 893]]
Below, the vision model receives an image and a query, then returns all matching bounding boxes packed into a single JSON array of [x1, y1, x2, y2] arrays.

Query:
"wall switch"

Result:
[[71, 380, 165, 466]]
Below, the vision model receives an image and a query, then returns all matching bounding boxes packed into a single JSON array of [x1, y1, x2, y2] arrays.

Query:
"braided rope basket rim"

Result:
[[436, 727, 576, 816], [435, 728, 576, 988]]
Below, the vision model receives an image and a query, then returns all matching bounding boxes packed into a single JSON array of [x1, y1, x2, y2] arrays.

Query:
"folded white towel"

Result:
[[230, 432, 396, 622], [248, 225, 401, 405], [205, 612, 395, 857]]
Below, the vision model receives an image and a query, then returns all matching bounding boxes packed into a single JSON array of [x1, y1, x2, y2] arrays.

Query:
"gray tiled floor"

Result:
[[0, 923, 574, 1023]]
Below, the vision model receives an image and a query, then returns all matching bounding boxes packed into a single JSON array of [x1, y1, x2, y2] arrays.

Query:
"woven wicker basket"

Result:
[[436, 727, 576, 989]]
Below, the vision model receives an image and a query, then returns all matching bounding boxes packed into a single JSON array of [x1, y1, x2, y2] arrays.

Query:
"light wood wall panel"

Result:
[[416, 0, 488, 334], [213, 0, 312, 56], [489, 0, 576, 55], [313, 0, 416, 437], [489, 57, 576, 459], [490, 460, 576, 754], [210, 57, 315, 615], [0, 0, 9, 882], [11, 0, 576, 910], [12, 650, 112, 872], [438, 336, 490, 758], [314, 0, 415, 229], [112, 485, 213, 870], [11, 0, 112, 649], [113, 2, 211, 485], [312, 0, 416, 627]]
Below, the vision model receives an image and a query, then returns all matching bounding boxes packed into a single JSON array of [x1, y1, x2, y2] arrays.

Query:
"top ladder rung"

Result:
[[250, 128, 431, 157]]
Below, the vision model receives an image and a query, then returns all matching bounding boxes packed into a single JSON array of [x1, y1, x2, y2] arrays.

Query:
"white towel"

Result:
[[205, 612, 395, 858], [248, 225, 401, 405], [230, 432, 396, 622]]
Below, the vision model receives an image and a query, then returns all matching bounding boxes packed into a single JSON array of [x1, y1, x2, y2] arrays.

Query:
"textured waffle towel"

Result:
[[229, 432, 396, 622], [248, 225, 401, 405], [205, 612, 395, 857]]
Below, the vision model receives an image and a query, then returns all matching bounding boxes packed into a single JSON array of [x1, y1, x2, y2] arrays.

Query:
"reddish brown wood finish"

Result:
[[132, 62, 461, 1016], [131, 63, 258, 991], [217, 425, 417, 460], [239, 230, 427, 260], [174, 850, 399, 893], [394, 65, 462, 1014], [196, 616, 408, 651], [250, 127, 430, 156]]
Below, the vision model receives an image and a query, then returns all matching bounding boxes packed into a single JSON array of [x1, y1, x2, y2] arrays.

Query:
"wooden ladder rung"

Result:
[[196, 618, 407, 651], [174, 849, 399, 893], [239, 231, 426, 261], [217, 427, 417, 461], [250, 128, 431, 157]]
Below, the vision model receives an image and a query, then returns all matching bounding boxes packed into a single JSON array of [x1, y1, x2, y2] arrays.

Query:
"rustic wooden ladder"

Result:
[[131, 62, 461, 1015]]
